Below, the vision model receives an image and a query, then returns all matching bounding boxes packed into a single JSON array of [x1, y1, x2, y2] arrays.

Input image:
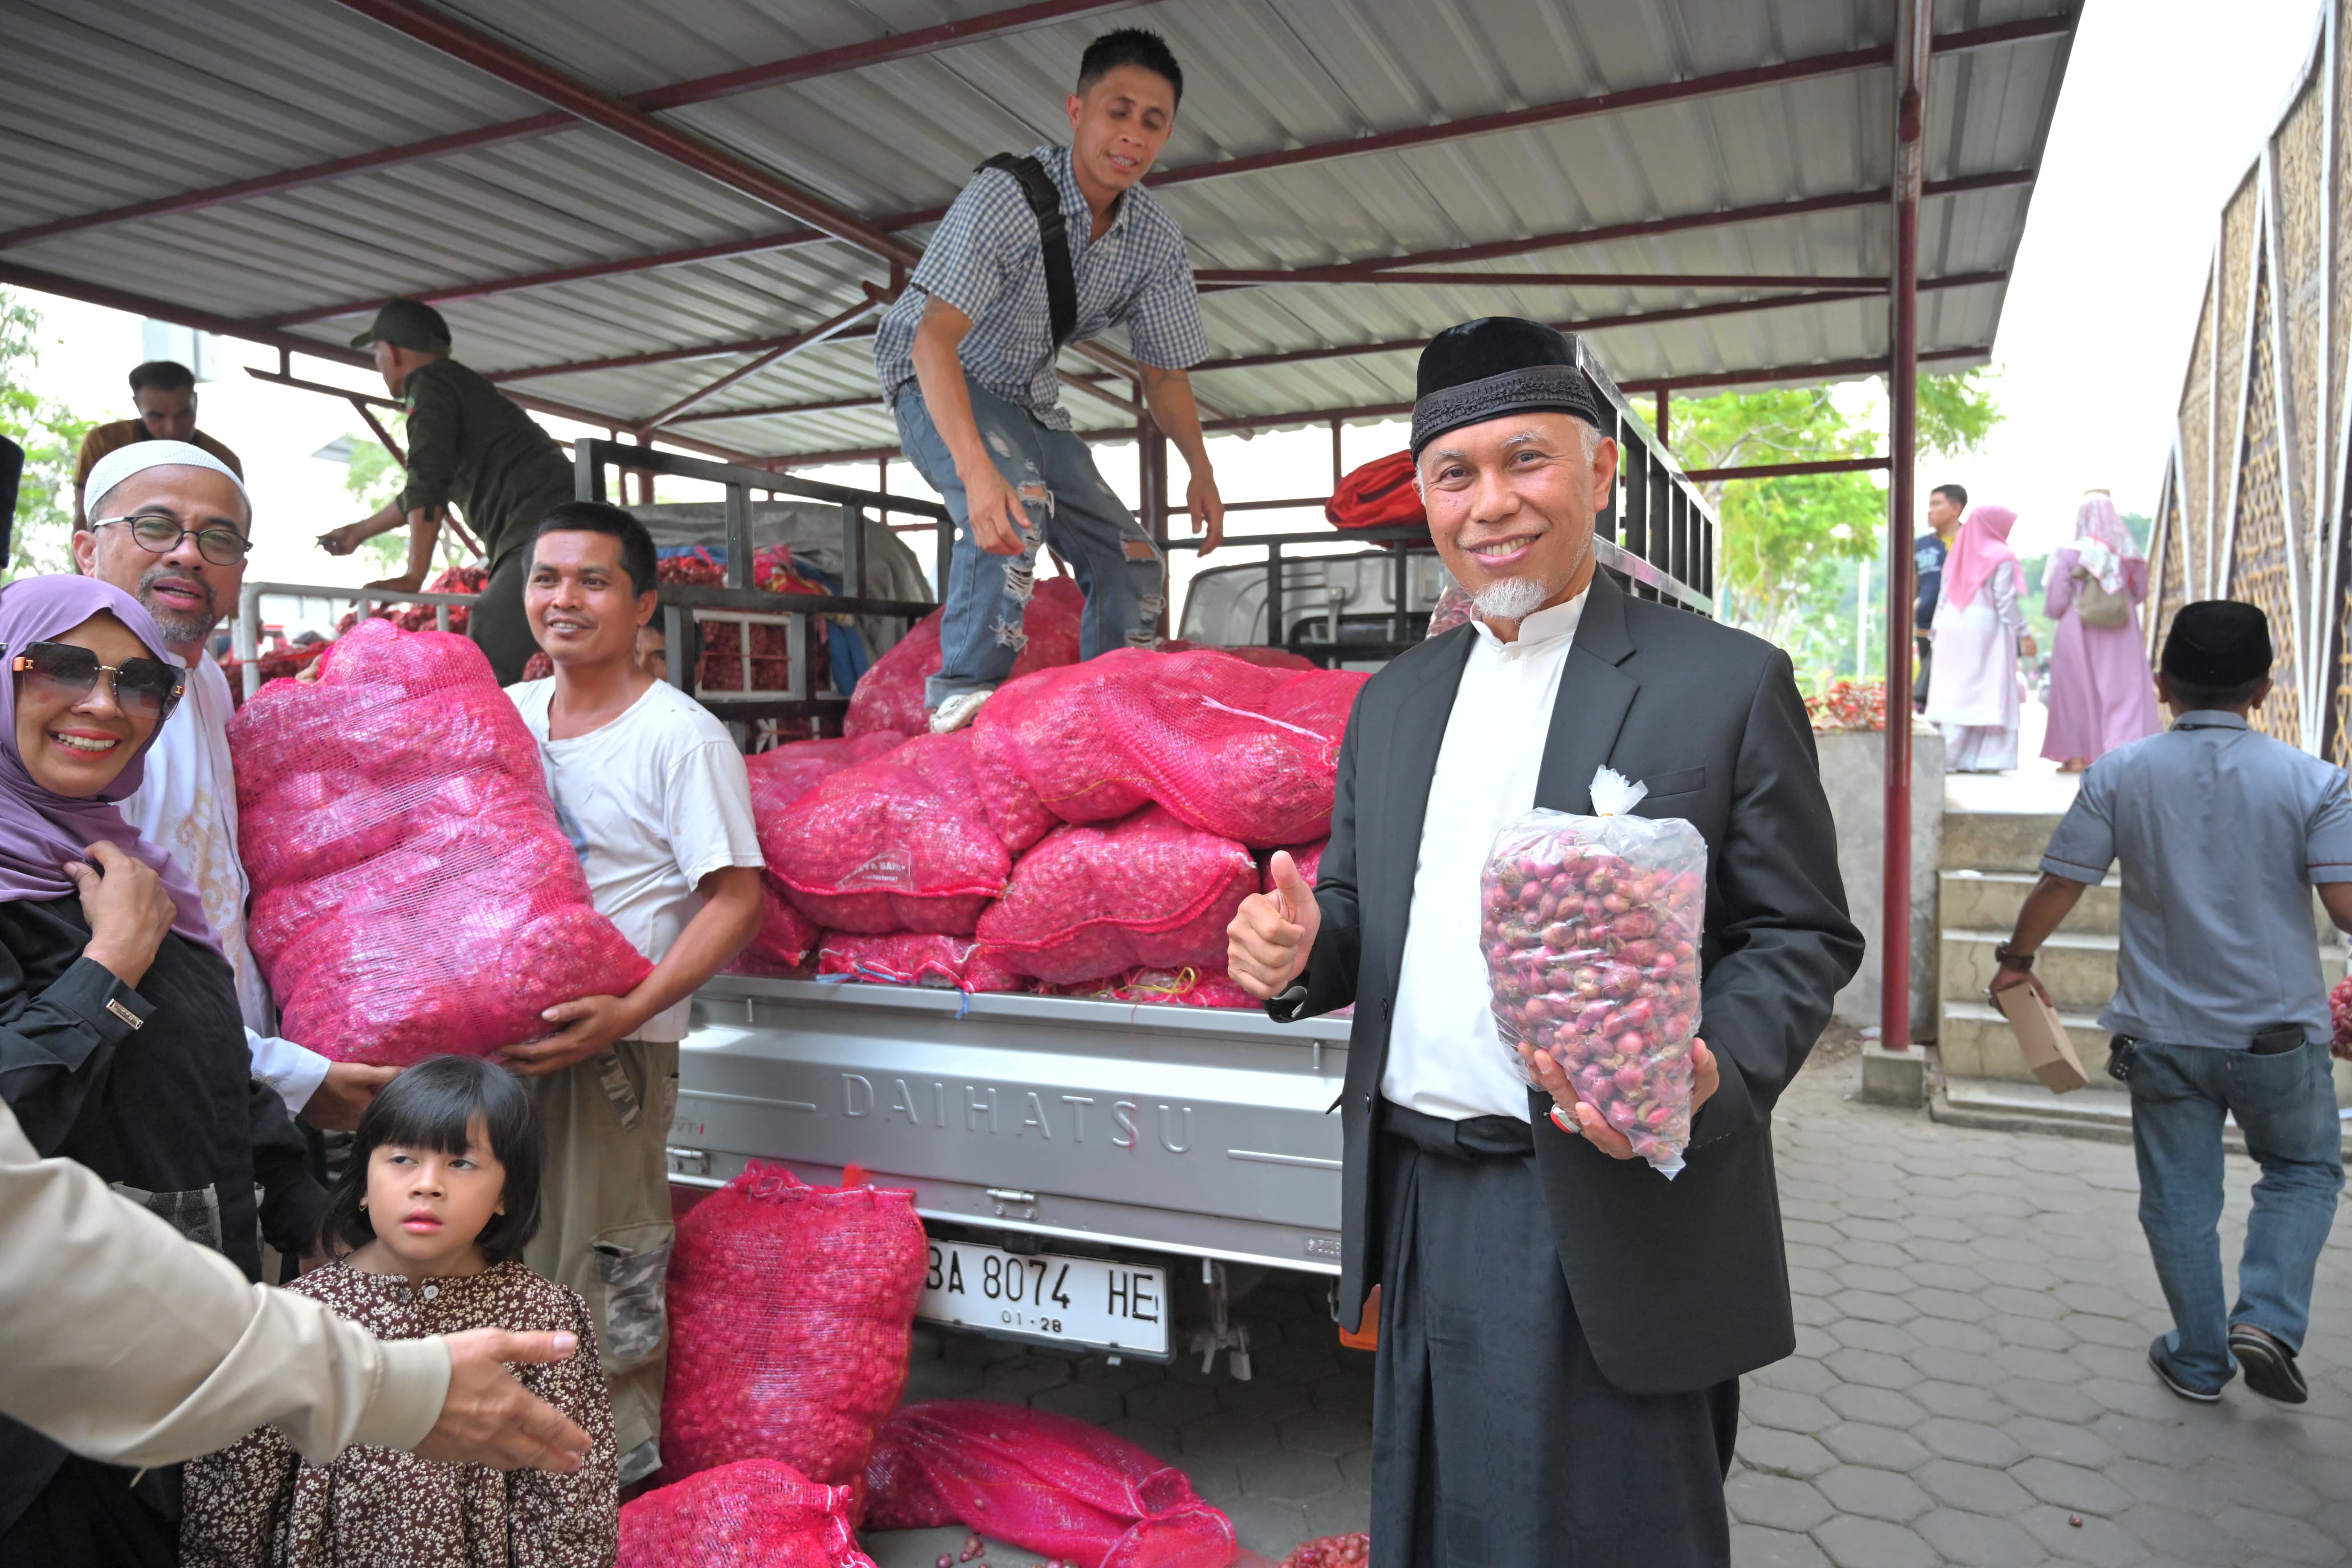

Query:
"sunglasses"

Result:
[[6, 640, 186, 726]]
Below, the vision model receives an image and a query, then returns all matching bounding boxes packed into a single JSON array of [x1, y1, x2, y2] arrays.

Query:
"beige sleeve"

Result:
[[0, 1100, 450, 1468]]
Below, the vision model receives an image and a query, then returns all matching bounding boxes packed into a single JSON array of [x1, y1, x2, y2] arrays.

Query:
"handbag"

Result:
[[2072, 566, 2130, 627]]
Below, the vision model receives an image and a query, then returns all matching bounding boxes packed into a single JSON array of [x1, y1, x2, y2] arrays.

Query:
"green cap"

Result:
[[350, 298, 453, 352]]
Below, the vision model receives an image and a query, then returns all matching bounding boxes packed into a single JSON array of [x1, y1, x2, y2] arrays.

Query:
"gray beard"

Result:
[[138, 566, 219, 651], [1471, 576, 1550, 624]]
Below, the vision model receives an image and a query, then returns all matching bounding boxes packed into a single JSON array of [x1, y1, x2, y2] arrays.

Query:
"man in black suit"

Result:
[[1230, 318, 1861, 1566]]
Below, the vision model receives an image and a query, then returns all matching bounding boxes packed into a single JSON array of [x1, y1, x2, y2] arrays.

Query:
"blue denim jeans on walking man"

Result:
[[893, 378, 1165, 710], [2129, 1039, 2343, 1392]]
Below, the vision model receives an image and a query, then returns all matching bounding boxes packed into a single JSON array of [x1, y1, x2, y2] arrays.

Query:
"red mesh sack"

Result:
[[1324, 451, 1424, 531], [621, 1459, 875, 1568], [843, 577, 1084, 738], [977, 807, 1256, 985], [1264, 840, 1326, 892], [227, 621, 651, 1066], [749, 732, 908, 820], [861, 1400, 1236, 1568], [729, 881, 819, 976], [969, 650, 1367, 850], [1052, 967, 1261, 1010], [762, 731, 1010, 934], [662, 1162, 928, 1490], [815, 932, 1026, 993]]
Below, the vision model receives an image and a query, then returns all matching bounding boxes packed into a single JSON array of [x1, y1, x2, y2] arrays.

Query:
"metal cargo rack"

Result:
[[575, 438, 946, 726]]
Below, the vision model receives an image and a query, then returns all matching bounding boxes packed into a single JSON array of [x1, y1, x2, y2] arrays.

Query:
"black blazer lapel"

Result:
[[1535, 570, 1640, 812]]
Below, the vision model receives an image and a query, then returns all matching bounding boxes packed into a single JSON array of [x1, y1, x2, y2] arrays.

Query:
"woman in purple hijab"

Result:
[[0, 577, 328, 1567]]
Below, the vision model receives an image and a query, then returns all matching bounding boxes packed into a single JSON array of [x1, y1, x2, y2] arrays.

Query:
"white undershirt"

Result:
[[1382, 590, 1587, 1122]]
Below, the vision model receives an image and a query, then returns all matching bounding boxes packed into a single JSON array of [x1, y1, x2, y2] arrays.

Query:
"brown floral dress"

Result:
[[179, 1259, 619, 1567]]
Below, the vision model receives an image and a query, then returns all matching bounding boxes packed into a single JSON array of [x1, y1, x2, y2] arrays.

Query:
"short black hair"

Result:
[[1931, 482, 1968, 509], [532, 499, 658, 597], [1077, 27, 1183, 107], [2162, 672, 2268, 712], [322, 1056, 545, 1264], [129, 361, 196, 395]]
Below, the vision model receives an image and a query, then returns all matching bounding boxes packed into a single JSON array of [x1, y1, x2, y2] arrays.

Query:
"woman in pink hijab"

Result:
[[1922, 503, 2037, 771], [2041, 491, 2161, 770]]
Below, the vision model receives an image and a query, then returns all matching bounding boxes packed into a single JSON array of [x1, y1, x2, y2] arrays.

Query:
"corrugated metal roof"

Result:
[[0, 0, 2079, 463]]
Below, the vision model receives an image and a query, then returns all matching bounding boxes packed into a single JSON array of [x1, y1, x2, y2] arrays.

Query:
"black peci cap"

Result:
[[1409, 317, 1609, 460], [2161, 600, 2272, 689]]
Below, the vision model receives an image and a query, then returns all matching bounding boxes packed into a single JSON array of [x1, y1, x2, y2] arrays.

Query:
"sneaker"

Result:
[[928, 689, 993, 734], [2147, 1338, 2223, 1403], [2230, 1324, 2309, 1404]]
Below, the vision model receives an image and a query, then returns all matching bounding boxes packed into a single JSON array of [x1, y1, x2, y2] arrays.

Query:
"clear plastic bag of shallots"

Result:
[[1480, 767, 1706, 1175]]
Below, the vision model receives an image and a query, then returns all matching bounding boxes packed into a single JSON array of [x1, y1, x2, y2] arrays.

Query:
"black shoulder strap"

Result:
[[977, 153, 1077, 349]]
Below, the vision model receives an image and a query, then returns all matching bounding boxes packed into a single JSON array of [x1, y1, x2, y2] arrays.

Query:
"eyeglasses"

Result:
[[91, 512, 251, 567], [6, 640, 185, 726]]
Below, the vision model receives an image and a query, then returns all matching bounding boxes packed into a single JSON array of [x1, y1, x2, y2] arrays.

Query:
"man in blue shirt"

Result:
[[1912, 481, 1965, 710], [1992, 602, 2352, 1404], [873, 28, 1224, 734]]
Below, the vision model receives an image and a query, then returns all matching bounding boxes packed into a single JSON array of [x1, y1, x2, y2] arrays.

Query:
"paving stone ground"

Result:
[[861, 1035, 2352, 1567]]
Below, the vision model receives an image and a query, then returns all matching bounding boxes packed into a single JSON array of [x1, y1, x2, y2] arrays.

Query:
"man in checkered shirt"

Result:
[[873, 27, 1224, 734]]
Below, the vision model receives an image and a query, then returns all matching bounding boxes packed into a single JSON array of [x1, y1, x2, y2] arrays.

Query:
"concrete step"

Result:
[[1940, 809, 2067, 874], [1939, 998, 2113, 1083], [1934, 1070, 2352, 1154], [1940, 868, 2122, 936], [1943, 928, 2122, 1014]]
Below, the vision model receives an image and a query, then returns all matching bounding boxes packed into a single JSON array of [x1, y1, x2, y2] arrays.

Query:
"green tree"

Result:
[[0, 291, 100, 582], [1672, 366, 2003, 664], [338, 421, 466, 575]]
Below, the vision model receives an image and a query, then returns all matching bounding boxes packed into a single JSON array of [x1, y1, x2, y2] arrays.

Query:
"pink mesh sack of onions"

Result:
[[1483, 767, 1706, 1176], [620, 1459, 875, 1568], [661, 1162, 928, 1493], [761, 731, 1011, 934], [967, 648, 1367, 852], [977, 807, 1257, 985], [843, 578, 1084, 738], [814, 931, 1027, 993], [860, 1400, 1238, 1568], [228, 620, 652, 1066]]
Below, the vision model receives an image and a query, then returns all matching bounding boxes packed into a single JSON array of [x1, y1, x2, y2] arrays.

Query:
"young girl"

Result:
[[180, 1056, 620, 1566]]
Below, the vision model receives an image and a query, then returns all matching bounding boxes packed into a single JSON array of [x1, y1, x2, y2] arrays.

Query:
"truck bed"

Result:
[[671, 975, 1353, 1276]]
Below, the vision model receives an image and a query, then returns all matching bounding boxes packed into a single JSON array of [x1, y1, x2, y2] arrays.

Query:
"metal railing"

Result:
[[232, 582, 483, 700], [576, 439, 946, 722]]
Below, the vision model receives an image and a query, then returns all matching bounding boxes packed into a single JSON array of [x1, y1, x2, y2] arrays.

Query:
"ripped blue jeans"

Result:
[[893, 378, 1165, 709]]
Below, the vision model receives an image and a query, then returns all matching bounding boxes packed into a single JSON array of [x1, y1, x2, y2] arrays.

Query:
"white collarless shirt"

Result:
[[1382, 591, 1587, 1122], [118, 655, 330, 1114]]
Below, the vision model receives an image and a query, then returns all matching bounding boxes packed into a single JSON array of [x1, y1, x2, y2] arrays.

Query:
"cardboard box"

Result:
[[1995, 985, 2088, 1093]]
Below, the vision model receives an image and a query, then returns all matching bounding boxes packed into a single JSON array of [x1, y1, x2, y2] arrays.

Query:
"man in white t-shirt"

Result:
[[500, 500, 764, 1485], [76, 440, 397, 1129]]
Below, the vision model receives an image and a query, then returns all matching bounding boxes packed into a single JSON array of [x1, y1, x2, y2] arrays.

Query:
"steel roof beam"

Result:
[[331, 0, 923, 267], [757, 347, 1992, 466], [0, 0, 1138, 252], [1146, 15, 2068, 195], [0, 260, 778, 471], [1196, 270, 1890, 291], [636, 291, 886, 431], [172, 17, 2063, 327]]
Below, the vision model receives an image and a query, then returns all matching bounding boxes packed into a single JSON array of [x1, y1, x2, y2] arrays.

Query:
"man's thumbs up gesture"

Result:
[[1228, 850, 1321, 999]]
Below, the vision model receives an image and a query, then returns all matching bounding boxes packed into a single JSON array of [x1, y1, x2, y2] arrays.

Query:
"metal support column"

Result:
[[1653, 389, 1670, 450], [1883, 1, 1932, 1052], [1142, 413, 1171, 639]]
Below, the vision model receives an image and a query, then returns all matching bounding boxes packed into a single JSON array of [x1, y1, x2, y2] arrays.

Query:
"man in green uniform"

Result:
[[318, 299, 574, 683]]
